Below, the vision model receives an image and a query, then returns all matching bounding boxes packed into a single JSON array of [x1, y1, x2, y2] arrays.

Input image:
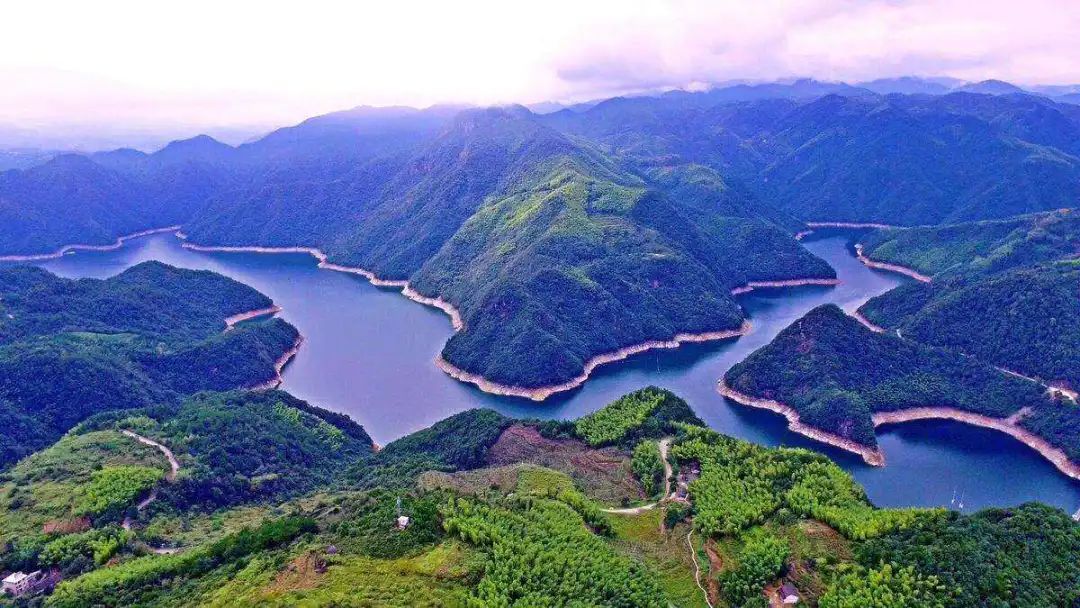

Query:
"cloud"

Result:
[[1, 0, 1078, 135]]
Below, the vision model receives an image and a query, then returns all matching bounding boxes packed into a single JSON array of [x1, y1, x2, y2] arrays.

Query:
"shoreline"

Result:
[[730, 277, 840, 295], [852, 310, 887, 333], [717, 380, 886, 466], [250, 335, 305, 391], [223, 305, 282, 331], [718, 380, 1080, 480], [872, 407, 1080, 481], [854, 244, 932, 283], [179, 240, 462, 325], [0, 225, 183, 262], [440, 321, 753, 401], [795, 221, 899, 241]]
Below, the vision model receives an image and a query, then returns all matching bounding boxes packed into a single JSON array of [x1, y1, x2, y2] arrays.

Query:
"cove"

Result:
[[23, 230, 1080, 514]]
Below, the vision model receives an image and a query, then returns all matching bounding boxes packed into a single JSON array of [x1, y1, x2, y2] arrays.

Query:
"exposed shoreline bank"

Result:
[[852, 310, 887, 333], [716, 380, 886, 466], [251, 335, 305, 391], [179, 240, 463, 329], [0, 226, 183, 262], [223, 305, 282, 331], [730, 277, 840, 295], [440, 321, 753, 401], [795, 221, 900, 241], [872, 407, 1080, 481], [718, 380, 1080, 480], [854, 244, 932, 283]]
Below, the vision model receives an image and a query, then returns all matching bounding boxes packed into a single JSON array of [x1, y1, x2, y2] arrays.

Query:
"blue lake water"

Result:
[[27, 231, 1080, 514]]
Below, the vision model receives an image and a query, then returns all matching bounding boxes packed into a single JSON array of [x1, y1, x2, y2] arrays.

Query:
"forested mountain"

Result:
[[724, 305, 1079, 460], [858, 210, 1080, 390], [0, 262, 299, 465], [3, 88, 1080, 391], [858, 209, 1080, 277], [188, 106, 833, 389], [3, 386, 1076, 607], [546, 92, 1080, 225]]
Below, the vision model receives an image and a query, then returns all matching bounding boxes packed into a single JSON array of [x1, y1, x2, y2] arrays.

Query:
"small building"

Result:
[[779, 582, 800, 605], [3, 571, 43, 597], [396, 515, 411, 530], [325, 544, 338, 555]]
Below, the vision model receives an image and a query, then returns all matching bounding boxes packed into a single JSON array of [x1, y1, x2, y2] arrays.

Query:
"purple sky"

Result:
[[2, 0, 1079, 137]]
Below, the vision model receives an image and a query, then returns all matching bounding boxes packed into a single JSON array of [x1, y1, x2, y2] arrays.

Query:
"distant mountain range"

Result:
[[2, 80, 1079, 390]]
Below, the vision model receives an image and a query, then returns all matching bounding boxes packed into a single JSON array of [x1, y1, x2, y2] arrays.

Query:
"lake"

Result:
[[28, 230, 1080, 514]]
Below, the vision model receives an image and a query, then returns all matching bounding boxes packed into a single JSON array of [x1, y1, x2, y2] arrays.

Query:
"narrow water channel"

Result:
[[29, 231, 1080, 513]]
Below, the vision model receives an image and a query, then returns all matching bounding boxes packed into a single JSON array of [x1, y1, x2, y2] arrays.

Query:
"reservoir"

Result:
[[28, 231, 1080, 514]]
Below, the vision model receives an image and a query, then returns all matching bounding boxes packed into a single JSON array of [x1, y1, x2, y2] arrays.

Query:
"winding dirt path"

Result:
[[687, 530, 715, 608], [120, 430, 180, 538]]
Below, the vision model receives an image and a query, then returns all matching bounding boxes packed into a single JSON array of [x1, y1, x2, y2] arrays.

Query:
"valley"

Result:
[[24, 228, 1080, 514]]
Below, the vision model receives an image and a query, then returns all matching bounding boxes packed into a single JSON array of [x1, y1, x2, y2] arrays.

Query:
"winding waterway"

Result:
[[24, 230, 1080, 513]]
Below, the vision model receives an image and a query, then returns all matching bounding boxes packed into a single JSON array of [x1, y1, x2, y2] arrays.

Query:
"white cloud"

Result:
[[1, 0, 1078, 132]]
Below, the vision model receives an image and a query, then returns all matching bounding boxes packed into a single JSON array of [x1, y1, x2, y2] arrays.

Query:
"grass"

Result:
[[606, 510, 711, 608], [197, 540, 479, 607], [0, 430, 165, 543]]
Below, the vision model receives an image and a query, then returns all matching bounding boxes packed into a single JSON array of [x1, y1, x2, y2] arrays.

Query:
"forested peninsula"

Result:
[[0, 262, 300, 465], [857, 210, 1080, 395], [723, 305, 1080, 475]]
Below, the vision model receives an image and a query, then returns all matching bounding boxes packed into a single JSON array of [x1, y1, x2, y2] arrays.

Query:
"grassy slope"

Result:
[[2, 388, 1077, 607]]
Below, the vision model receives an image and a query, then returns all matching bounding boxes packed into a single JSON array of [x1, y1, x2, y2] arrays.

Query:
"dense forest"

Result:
[[189, 106, 833, 389], [4, 386, 1076, 607], [8, 84, 1080, 390], [724, 305, 1075, 457], [0, 262, 299, 465], [857, 211, 1080, 392]]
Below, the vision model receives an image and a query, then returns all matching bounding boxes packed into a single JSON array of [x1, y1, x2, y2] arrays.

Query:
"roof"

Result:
[[3, 572, 29, 584], [780, 583, 799, 596]]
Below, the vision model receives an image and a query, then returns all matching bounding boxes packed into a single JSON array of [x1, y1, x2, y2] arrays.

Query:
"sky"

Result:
[[2, 0, 1080, 142]]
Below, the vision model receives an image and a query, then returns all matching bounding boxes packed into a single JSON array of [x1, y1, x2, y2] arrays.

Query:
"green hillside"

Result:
[[858, 210, 1080, 390], [724, 305, 1072, 454], [189, 107, 833, 389], [0, 263, 299, 465], [3, 387, 1076, 607]]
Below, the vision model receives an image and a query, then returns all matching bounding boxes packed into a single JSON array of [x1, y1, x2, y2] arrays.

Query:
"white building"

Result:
[[2, 571, 43, 597]]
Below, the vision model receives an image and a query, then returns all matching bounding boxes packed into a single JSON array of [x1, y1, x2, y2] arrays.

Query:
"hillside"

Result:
[[723, 305, 1079, 465], [0, 262, 300, 465], [2, 387, 1076, 607], [547, 92, 1080, 225], [857, 210, 1080, 391], [187, 107, 834, 391], [858, 209, 1080, 277]]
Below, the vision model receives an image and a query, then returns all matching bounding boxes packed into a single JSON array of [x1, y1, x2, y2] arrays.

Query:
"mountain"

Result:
[[856, 210, 1080, 390], [0, 154, 159, 256], [0, 262, 299, 465], [545, 91, 1080, 225], [4, 89, 1080, 391], [857, 76, 959, 95], [2, 385, 1076, 607], [956, 79, 1027, 95], [188, 106, 832, 389], [724, 304, 1077, 460]]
